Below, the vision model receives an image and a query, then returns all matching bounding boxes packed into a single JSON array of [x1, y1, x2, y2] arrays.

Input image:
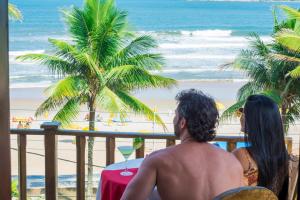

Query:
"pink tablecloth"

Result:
[[101, 168, 138, 200]]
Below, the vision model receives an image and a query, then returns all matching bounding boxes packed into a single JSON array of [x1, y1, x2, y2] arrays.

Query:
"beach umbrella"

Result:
[[216, 102, 225, 110]]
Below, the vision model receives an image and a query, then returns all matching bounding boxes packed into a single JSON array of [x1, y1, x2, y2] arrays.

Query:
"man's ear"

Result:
[[180, 117, 186, 129]]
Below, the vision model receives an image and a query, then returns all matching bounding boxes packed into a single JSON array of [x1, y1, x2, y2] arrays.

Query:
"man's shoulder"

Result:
[[143, 146, 176, 166]]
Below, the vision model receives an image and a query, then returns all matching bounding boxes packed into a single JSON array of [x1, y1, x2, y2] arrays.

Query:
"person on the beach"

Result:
[[17, 121, 23, 129], [233, 95, 289, 199], [121, 89, 244, 200]]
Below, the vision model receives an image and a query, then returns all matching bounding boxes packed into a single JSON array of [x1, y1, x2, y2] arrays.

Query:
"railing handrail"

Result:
[[10, 128, 293, 142], [10, 123, 295, 200]]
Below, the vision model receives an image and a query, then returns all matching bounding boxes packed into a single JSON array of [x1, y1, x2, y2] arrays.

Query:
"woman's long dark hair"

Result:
[[244, 95, 289, 199]]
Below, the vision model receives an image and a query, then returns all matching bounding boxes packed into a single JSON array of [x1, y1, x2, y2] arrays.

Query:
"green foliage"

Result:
[[17, 1, 176, 198], [17, 0, 176, 129], [133, 137, 144, 149], [275, 6, 300, 79], [8, 3, 22, 21], [222, 8, 300, 131], [11, 180, 19, 198]]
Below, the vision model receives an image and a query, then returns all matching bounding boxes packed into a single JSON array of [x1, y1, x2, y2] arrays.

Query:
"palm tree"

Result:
[[17, 0, 176, 198], [8, 3, 22, 21], [221, 32, 300, 131], [275, 6, 300, 78]]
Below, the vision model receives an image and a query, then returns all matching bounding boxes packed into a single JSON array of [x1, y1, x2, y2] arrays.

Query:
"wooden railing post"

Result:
[[106, 137, 115, 166], [166, 139, 176, 147], [76, 136, 86, 200], [135, 139, 145, 158], [18, 134, 27, 200], [0, 0, 11, 199], [41, 121, 60, 200], [286, 138, 293, 154], [227, 141, 237, 152]]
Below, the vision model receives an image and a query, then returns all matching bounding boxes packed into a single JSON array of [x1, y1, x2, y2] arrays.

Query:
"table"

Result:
[[96, 158, 160, 200]]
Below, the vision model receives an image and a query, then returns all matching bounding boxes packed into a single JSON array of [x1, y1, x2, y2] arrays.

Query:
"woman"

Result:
[[233, 95, 289, 199]]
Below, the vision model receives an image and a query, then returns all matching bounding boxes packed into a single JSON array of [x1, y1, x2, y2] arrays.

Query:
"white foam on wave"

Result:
[[165, 54, 236, 59], [10, 81, 52, 89], [180, 30, 233, 37], [9, 50, 46, 57], [151, 68, 235, 73], [159, 43, 246, 49], [10, 35, 71, 42], [139, 29, 233, 37], [10, 74, 55, 79]]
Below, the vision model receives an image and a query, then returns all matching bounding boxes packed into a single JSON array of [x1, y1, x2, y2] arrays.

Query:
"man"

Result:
[[121, 89, 244, 200]]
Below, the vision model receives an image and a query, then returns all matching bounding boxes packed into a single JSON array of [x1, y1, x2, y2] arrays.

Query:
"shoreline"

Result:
[[10, 79, 247, 109], [9, 79, 299, 177]]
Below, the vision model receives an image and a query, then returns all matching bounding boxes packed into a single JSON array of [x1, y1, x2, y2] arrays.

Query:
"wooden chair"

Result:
[[213, 186, 278, 200], [288, 155, 299, 200]]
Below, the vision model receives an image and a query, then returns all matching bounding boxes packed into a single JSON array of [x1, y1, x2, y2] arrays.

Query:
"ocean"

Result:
[[9, 0, 300, 88]]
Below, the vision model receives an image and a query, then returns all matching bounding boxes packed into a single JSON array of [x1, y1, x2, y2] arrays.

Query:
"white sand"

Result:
[[9, 80, 299, 176]]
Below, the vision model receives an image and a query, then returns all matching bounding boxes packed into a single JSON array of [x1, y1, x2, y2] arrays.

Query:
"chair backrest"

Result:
[[213, 186, 278, 200], [288, 155, 299, 200]]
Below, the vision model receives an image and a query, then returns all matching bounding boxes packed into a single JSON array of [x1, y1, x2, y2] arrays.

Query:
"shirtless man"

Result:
[[121, 89, 244, 200]]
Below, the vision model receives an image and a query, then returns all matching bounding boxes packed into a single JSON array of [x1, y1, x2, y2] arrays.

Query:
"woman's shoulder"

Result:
[[232, 147, 249, 160], [232, 148, 255, 169]]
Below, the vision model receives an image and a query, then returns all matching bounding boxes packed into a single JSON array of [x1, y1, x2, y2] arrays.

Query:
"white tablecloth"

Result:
[[96, 158, 161, 200]]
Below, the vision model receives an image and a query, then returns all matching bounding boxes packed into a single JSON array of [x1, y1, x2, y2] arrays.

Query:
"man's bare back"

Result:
[[121, 89, 244, 200], [121, 142, 244, 200]]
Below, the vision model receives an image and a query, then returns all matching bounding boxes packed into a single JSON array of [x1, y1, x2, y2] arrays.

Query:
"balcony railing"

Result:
[[9, 121, 294, 200]]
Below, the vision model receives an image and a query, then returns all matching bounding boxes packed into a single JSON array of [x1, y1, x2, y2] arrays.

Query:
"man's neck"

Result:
[[180, 131, 195, 144]]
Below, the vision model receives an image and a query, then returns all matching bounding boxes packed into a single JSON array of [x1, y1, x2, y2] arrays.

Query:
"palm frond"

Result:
[[92, 5, 128, 62], [48, 39, 78, 62], [63, 8, 91, 49], [248, 33, 270, 56], [74, 52, 104, 81], [16, 53, 76, 76], [53, 98, 81, 126], [234, 50, 269, 86], [107, 35, 162, 69], [260, 90, 282, 104], [35, 97, 66, 117], [221, 100, 246, 122], [276, 29, 300, 52], [237, 82, 263, 101], [289, 65, 300, 78], [270, 53, 300, 63], [45, 76, 86, 99], [279, 5, 300, 20], [115, 90, 167, 131], [106, 65, 176, 90], [8, 3, 22, 21], [95, 87, 128, 115]]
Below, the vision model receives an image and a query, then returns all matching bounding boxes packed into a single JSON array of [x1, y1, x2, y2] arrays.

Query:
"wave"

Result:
[[151, 68, 235, 73], [10, 75, 55, 79], [9, 50, 46, 57], [165, 54, 236, 59], [10, 81, 52, 89], [180, 30, 232, 37], [10, 35, 71, 42], [186, 0, 262, 2], [178, 78, 249, 82], [138, 29, 233, 37], [159, 43, 246, 49]]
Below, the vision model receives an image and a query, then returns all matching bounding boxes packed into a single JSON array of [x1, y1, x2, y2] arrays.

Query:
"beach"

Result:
[[10, 80, 242, 176], [7, 0, 300, 193], [9, 80, 299, 179]]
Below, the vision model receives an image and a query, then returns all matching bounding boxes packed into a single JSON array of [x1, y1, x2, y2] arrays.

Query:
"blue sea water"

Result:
[[9, 0, 300, 88]]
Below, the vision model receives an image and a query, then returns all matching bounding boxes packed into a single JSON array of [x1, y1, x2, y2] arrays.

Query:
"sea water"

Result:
[[8, 0, 299, 188], [9, 0, 300, 88]]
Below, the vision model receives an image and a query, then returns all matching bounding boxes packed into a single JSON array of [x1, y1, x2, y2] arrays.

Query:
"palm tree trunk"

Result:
[[281, 102, 287, 134], [87, 98, 96, 200]]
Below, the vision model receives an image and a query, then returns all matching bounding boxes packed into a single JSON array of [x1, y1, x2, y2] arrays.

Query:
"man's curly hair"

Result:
[[175, 89, 219, 142]]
